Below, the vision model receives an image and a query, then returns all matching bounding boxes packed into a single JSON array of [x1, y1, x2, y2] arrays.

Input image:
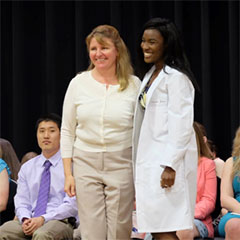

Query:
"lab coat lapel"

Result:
[[146, 67, 165, 106], [138, 66, 155, 93]]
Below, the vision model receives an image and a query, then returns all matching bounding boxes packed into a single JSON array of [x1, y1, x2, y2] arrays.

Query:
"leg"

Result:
[[73, 149, 107, 240], [152, 232, 178, 240], [176, 229, 194, 240], [192, 224, 200, 238], [177, 219, 203, 240], [73, 225, 81, 240], [225, 218, 240, 240], [103, 148, 134, 240], [0, 220, 30, 240], [32, 220, 73, 240]]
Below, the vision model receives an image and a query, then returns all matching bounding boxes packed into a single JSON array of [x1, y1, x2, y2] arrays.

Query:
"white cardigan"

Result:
[[61, 70, 141, 158]]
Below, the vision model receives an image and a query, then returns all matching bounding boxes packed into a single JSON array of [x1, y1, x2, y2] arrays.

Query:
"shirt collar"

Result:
[[40, 150, 61, 167]]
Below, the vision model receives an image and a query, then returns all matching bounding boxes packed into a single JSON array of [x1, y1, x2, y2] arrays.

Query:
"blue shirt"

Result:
[[0, 158, 11, 177], [14, 150, 78, 223]]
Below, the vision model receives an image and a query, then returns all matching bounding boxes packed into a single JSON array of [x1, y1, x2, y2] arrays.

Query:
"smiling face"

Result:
[[37, 120, 60, 158], [89, 37, 118, 72], [141, 29, 165, 67]]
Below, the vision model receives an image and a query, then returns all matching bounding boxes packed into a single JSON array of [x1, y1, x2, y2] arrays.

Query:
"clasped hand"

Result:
[[22, 216, 44, 236], [160, 166, 176, 189]]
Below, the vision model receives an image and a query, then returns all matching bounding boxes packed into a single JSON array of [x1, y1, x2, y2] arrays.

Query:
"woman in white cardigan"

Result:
[[61, 25, 140, 240], [133, 18, 199, 240]]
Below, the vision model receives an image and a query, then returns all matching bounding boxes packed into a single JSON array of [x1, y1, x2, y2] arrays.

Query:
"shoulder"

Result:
[[75, 70, 89, 79], [214, 157, 225, 168], [225, 157, 233, 165], [224, 157, 233, 168], [164, 66, 194, 90], [0, 158, 11, 176], [164, 66, 190, 82], [220, 157, 234, 182], [128, 75, 141, 88], [200, 157, 216, 169], [163, 65, 183, 76], [0, 158, 8, 173], [20, 155, 40, 172], [214, 157, 225, 164], [68, 71, 90, 87], [221, 157, 233, 175]]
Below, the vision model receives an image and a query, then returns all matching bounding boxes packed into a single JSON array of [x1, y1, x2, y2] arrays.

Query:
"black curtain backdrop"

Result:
[[0, 0, 239, 161]]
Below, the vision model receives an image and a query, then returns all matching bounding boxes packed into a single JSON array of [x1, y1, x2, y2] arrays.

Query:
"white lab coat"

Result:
[[133, 65, 198, 233]]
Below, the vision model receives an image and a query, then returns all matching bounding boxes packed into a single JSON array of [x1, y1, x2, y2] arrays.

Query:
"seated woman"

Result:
[[218, 126, 240, 240], [176, 121, 217, 239], [0, 138, 20, 181], [0, 158, 11, 213], [0, 138, 20, 224]]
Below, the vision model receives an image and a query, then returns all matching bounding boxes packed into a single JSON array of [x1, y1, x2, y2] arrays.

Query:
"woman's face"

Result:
[[89, 37, 118, 71], [141, 29, 165, 65]]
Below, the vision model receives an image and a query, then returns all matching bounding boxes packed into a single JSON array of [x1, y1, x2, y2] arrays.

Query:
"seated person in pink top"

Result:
[[177, 121, 217, 239]]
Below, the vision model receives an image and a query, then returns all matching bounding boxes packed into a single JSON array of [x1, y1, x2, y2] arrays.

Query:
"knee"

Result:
[[176, 229, 194, 240], [0, 230, 12, 240], [32, 229, 53, 240], [0, 223, 13, 240], [225, 218, 240, 238], [0, 228, 5, 239], [0, 231, 7, 240]]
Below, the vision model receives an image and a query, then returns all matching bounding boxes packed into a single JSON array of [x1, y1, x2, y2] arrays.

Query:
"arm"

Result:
[[63, 158, 75, 197], [195, 160, 217, 219], [14, 167, 33, 222], [220, 157, 240, 213], [42, 194, 78, 223], [0, 169, 9, 212], [60, 78, 77, 197]]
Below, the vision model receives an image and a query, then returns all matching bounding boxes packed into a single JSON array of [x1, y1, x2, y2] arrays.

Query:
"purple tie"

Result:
[[34, 160, 52, 217]]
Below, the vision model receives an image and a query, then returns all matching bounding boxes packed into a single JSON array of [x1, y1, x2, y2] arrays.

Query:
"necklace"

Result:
[[147, 68, 161, 89]]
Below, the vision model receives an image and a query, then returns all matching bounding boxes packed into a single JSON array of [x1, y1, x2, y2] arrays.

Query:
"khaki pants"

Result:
[[0, 219, 73, 240], [73, 147, 134, 240]]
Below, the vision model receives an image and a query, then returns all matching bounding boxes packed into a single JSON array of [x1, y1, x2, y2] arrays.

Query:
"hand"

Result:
[[64, 175, 76, 197], [22, 217, 44, 235], [160, 166, 176, 188]]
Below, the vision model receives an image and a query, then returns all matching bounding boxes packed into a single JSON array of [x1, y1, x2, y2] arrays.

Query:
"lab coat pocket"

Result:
[[149, 91, 168, 105], [152, 164, 185, 195], [147, 97, 168, 136]]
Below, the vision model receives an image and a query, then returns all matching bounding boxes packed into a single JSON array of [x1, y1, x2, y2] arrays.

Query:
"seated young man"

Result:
[[0, 113, 78, 240]]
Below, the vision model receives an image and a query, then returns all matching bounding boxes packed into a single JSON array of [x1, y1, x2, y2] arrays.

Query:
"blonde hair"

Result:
[[232, 127, 240, 177], [85, 25, 133, 91], [193, 122, 213, 160]]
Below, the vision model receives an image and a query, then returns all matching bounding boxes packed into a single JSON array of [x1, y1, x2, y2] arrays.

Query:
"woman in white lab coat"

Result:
[[133, 18, 199, 240]]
